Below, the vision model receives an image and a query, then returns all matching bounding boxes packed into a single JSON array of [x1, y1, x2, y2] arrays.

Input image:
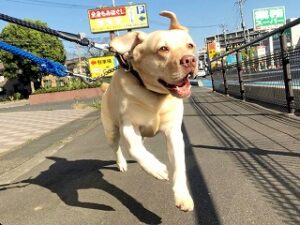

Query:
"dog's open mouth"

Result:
[[158, 74, 191, 98]]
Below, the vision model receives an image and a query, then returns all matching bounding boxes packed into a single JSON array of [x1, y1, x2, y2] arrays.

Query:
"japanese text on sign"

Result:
[[253, 6, 286, 31], [88, 4, 148, 33], [88, 56, 118, 78], [89, 7, 126, 19]]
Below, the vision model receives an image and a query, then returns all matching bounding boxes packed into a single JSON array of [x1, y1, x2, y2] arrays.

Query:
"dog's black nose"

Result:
[[180, 55, 196, 69]]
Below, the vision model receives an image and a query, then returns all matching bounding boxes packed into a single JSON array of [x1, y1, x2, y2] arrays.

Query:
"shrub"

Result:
[[34, 78, 103, 94], [13, 92, 22, 100]]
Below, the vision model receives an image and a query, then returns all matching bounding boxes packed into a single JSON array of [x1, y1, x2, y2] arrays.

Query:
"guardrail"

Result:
[[208, 18, 300, 113]]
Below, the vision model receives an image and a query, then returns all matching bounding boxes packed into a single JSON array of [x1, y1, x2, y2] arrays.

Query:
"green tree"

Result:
[[0, 20, 66, 93], [240, 47, 256, 61]]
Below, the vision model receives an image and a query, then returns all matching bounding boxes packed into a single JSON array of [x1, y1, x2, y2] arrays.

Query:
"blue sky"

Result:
[[1, 0, 300, 56]]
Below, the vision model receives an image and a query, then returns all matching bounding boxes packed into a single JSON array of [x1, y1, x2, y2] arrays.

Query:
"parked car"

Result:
[[196, 69, 207, 78]]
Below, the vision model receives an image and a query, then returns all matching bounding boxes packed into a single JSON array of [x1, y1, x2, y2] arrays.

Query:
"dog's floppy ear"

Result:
[[160, 11, 188, 31], [110, 31, 147, 54]]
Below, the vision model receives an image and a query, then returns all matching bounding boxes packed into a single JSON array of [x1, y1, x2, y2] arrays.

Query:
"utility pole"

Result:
[[236, 0, 248, 44], [236, 0, 251, 72], [220, 23, 228, 50], [109, 0, 118, 40], [110, 0, 116, 40], [76, 44, 82, 74]]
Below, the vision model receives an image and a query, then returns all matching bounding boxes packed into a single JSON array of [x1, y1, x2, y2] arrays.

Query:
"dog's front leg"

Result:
[[122, 122, 169, 180], [165, 128, 194, 212]]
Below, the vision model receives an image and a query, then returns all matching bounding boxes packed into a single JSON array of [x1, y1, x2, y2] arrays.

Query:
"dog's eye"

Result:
[[187, 43, 194, 49], [158, 46, 169, 52]]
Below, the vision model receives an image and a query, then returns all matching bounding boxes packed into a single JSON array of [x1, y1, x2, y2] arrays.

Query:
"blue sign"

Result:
[[136, 5, 145, 14], [226, 54, 237, 65]]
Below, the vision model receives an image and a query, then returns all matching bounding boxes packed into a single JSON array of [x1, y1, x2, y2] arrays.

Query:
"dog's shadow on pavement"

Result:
[[12, 157, 162, 224]]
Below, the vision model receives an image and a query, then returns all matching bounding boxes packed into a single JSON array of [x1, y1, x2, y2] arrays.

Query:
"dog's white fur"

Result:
[[101, 11, 197, 211]]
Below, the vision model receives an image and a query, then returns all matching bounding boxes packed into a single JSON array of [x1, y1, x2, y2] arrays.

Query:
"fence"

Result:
[[209, 18, 300, 113]]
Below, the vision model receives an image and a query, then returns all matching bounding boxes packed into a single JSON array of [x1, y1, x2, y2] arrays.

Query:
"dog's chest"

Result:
[[125, 94, 183, 137], [136, 105, 180, 137], [139, 118, 160, 137]]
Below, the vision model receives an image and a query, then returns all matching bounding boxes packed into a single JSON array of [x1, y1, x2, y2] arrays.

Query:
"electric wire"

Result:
[[1, 0, 94, 9]]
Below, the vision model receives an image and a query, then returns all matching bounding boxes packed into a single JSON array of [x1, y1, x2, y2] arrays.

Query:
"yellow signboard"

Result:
[[88, 56, 118, 78], [207, 42, 216, 60], [88, 4, 149, 33]]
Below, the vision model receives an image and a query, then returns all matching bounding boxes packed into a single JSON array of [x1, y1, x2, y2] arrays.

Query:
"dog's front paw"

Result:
[[175, 191, 194, 212], [117, 158, 127, 172], [141, 160, 169, 180], [151, 162, 169, 180]]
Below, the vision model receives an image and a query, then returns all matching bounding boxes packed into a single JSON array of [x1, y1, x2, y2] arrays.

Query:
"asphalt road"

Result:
[[0, 88, 299, 225], [0, 111, 199, 225]]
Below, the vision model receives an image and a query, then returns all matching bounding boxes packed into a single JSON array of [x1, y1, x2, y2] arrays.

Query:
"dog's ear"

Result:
[[160, 11, 188, 31], [110, 31, 147, 54]]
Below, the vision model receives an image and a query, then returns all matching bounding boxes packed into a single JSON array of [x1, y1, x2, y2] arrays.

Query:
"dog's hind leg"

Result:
[[102, 118, 127, 172], [121, 122, 169, 180]]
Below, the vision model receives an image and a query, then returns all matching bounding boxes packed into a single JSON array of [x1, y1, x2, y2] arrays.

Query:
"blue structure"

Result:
[[0, 41, 67, 77]]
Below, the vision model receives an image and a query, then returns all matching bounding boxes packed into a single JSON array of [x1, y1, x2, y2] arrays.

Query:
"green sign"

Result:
[[253, 6, 286, 31]]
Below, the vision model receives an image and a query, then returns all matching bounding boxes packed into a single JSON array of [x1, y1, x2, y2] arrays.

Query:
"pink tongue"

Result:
[[171, 80, 191, 98], [175, 78, 186, 87]]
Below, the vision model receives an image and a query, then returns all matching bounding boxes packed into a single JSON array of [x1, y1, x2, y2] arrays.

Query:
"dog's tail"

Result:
[[100, 82, 110, 93]]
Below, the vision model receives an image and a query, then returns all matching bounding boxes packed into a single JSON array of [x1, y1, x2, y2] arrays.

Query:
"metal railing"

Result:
[[209, 18, 300, 113]]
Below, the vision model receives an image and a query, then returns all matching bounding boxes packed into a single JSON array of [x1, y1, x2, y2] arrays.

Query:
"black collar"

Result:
[[115, 53, 145, 86]]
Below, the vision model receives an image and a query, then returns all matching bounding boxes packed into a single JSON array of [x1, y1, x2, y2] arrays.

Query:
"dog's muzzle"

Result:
[[180, 55, 197, 76]]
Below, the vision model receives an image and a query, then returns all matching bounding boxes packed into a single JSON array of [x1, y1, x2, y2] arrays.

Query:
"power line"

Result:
[[150, 20, 219, 29], [187, 24, 220, 29], [2, 0, 94, 8], [3, 0, 220, 29]]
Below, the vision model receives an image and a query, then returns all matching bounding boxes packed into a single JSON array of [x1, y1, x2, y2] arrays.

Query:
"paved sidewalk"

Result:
[[0, 99, 29, 109], [183, 87, 300, 225], [0, 103, 96, 155], [0, 87, 299, 225]]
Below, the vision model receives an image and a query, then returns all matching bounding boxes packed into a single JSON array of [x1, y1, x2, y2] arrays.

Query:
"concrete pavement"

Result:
[[0, 109, 96, 154], [0, 99, 98, 174], [0, 87, 299, 225], [0, 99, 29, 109]]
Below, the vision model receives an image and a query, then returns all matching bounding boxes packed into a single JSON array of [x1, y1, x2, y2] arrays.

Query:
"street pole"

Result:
[[237, 0, 248, 44], [221, 24, 228, 50], [236, 0, 250, 72], [76, 44, 82, 74], [110, 0, 116, 40], [280, 33, 295, 113]]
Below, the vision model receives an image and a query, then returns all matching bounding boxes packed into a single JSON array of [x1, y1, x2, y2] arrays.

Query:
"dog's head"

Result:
[[110, 11, 198, 98]]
